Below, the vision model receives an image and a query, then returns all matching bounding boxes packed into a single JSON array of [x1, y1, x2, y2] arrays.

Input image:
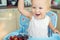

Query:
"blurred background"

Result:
[[0, 0, 60, 40]]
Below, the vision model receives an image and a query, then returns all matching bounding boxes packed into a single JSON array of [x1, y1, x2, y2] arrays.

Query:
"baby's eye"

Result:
[[39, 7, 43, 9], [32, 7, 36, 9]]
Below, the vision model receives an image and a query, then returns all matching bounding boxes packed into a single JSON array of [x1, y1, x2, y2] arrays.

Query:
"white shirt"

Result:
[[27, 15, 51, 38]]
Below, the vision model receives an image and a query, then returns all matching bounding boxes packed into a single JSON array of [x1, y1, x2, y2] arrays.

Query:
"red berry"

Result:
[[19, 37, 23, 40], [9, 36, 13, 40]]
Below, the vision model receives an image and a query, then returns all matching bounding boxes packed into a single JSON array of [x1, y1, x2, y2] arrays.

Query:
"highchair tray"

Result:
[[28, 33, 60, 40]]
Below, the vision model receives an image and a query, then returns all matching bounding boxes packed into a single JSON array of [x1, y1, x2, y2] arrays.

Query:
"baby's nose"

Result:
[[36, 9, 40, 13]]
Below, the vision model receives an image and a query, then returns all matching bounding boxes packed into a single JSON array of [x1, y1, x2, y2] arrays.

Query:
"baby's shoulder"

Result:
[[46, 15, 51, 20]]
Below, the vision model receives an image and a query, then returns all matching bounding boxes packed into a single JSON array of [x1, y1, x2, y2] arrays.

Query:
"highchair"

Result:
[[3, 11, 58, 40]]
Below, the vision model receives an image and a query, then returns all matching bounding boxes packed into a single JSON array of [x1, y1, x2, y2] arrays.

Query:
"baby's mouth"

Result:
[[35, 14, 40, 16]]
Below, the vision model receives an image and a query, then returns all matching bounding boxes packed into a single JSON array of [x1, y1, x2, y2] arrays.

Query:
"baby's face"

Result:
[[31, 0, 50, 19]]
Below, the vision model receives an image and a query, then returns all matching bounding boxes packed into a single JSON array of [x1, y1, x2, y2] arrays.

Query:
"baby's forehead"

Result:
[[32, 0, 50, 7], [32, 2, 47, 7]]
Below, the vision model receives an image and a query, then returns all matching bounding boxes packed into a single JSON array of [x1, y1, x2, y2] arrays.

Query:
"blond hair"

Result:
[[31, 0, 51, 7]]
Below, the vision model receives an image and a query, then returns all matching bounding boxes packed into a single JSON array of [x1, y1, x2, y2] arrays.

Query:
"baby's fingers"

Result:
[[59, 32, 60, 35], [57, 31, 60, 34]]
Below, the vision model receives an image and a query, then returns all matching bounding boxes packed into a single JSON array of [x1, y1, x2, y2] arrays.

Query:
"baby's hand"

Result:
[[54, 29, 60, 35]]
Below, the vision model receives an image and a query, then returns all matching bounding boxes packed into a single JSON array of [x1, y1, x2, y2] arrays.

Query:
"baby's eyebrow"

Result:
[[32, 6, 35, 7], [39, 7, 43, 9], [32, 6, 36, 7]]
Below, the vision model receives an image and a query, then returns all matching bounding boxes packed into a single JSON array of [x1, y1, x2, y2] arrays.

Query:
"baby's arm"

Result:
[[18, 0, 32, 18], [49, 21, 60, 34]]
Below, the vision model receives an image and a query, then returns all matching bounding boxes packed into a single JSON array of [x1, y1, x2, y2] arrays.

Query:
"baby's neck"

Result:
[[34, 15, 46, 20]]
